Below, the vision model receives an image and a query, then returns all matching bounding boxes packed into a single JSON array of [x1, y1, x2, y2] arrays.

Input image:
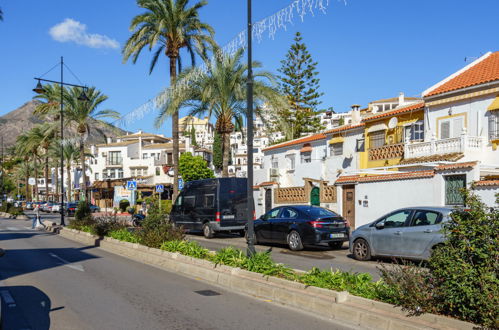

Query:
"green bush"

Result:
[[159, 200, 172, 214], [109, 228, 139, 243], [75, 201, 91, 221], [119, 199, 130, 212], [90, 217, 126, 237], [380, 191, 499, 327], [160, 240, 211, 259]]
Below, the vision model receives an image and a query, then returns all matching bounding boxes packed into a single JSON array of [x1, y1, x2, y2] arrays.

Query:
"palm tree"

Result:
[[59, 142, 81, 201], [13, 162, 33, 201], [15, 129, 44, 201], [123, 0, 215, 199], [64, 86, 119, 201], [37, 123, 59, 201], [159, 49, 286, 177]]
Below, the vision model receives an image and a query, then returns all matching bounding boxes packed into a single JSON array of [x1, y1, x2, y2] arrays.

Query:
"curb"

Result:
[[56, 228, 475, 330]]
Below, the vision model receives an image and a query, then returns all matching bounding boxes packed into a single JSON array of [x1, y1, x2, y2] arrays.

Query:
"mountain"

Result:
[[0, 100, 128, 149]]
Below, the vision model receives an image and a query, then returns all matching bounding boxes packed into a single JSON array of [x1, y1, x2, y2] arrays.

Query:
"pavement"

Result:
[[0, 216, 355, 330]]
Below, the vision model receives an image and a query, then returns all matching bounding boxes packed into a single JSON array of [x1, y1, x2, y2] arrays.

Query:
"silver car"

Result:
[[350, 207, 454, 261]]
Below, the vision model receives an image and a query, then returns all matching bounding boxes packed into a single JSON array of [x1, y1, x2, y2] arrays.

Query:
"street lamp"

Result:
[[246, 0, 256, 256], [32, 56, 88, 226]]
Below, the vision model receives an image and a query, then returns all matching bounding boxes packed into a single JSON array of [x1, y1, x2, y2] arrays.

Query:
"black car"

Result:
[[251, 205, 350, 251]]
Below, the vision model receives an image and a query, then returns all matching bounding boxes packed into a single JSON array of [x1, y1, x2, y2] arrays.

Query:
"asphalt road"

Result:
[[30, 211, 385, 280], [0, 216, 356, 330]]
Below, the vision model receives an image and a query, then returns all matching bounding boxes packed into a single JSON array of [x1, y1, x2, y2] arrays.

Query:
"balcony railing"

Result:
[[404, 135, 485, 159], [106, 158, 123, 166], [368, 143, 404, 161]]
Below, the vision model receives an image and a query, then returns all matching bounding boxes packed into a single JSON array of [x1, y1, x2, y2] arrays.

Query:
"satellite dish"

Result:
[[388, 117, 398, 129]]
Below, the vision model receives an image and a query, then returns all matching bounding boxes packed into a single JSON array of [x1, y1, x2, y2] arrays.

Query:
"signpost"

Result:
[[156, 184, 164, 211], [126, 180, 137, 191], [178, 178, 184, 191]]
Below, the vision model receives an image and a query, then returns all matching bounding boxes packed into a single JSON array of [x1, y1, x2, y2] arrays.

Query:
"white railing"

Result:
[[404, 135, 485, 159]]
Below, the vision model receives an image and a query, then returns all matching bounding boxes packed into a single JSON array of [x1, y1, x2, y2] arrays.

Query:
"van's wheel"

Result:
[[203, 223, 214, 239], [353, 238, 371, 261], [287, 230, 303, 251], [328, 241, 343, 249], [237, 230, 245, 237]]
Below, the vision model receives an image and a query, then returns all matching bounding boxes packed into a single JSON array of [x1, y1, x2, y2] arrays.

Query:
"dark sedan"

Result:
[[251, 205, 350, 251]]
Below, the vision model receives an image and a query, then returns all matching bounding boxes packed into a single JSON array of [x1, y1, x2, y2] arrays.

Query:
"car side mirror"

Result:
[[375, 222, 384, 230]]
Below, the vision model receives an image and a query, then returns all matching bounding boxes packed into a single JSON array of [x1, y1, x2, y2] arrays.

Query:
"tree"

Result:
[[123, 0, 215, 200], [64, 86, 119, 201], [277, 32, 324, 140], [212, 131, 223, 171], [178, 152, 214, 182], [190, 126, 198, 146], [161, 48, 286, 177]]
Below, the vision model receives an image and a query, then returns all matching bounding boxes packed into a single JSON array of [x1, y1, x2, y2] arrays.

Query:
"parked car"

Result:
[[42, 202, 55, 213], [25, 202, 34, 210], [350, 206, 454, 261], [65, 202, 78, 216], [170, 178, 248, 238], [89, 204, 100, 213], [251, 205, 350, 251], [51, 203, 64, 213]]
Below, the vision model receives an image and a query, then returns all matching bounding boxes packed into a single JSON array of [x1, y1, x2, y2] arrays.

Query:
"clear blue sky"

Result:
[[1, 0, 498, 136]]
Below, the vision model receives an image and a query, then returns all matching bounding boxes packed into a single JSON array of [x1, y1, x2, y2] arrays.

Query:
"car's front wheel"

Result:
[[287, 230, 303, 251], [353, 238, 371, 261], [203, 223, 214, 239]]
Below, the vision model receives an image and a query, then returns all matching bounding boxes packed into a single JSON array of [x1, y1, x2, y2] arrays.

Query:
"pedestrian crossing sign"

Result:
[[126, 180, 137, 191]]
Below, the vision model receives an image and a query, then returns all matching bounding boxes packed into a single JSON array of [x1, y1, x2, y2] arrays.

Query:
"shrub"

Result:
[[380, 191, 499, 327], [210, 247, 247, 268], [119, 199, 130, 212], [90, 217, 126, 237], [160, 240, 211, 259], [75, 201, 91, 221], [160, 200, 172, 214], [109, 228, 139, 243]]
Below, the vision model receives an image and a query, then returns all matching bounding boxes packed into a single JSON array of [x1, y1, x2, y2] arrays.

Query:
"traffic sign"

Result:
[[126, 180, 137, 191], [178, 178, 184, 191], [155, 184, 164, 193], [28, 178, 36, 186]]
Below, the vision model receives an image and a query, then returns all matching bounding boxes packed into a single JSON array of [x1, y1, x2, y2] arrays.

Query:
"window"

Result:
[[356, 138, 365, 152], [329, 143, 343, 156], [369, 131, 385, 148], [117, 168, 123, 179], [445, 175, 466, 205], [489, 112, 499, 140], [142, 153, 149, 159], [405, 121, 424, 142], [263, 208, 281, 220], [204, 194, 214, 208], [410, 210, 441, 226], [155, 167, 160, 176], [378, 210, 412, 228], [108, 151, 122, 165], [440, 117, 464, 139], [143, 168, 148, 176], [280, 208, 298, 219], [184, 196, 195, 209], [95, 173, 99, 180], [107, 169, 116, 179], [285, 154, 295, 170], [271, 157, 279, 169], [167, 153, 173, 164], [301, 151, 311, 163]]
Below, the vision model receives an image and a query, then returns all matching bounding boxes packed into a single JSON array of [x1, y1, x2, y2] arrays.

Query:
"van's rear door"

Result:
[[217, 178, 248, 227]]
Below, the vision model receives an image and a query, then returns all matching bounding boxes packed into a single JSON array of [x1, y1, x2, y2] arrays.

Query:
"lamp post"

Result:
[[33, 56, 88, 226], [246, 0, 256, 256]]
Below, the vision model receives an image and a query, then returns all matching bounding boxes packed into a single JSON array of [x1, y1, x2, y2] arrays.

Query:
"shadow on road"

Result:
[[1, 285, 57, 330]]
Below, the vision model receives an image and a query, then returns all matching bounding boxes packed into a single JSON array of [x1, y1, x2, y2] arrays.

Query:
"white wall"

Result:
[[474, 186, 499, 208]]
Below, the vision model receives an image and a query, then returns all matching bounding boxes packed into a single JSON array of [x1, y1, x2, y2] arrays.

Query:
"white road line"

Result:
[[0, 290, 17, 307], [6, 227, 20, 231], [49, 253, 84, 272]]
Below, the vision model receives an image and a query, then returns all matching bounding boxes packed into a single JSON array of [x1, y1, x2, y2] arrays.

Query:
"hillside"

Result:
[[0, 100, 128, 149]]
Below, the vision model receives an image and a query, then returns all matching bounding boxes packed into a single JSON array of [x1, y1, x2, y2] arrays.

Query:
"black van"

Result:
[[170, 178, 248, 238]]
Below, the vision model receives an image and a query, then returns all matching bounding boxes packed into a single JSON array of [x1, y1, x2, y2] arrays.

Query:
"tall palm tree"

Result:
[[160, 49, 286, 177], [15, 129, 44, 201], [13, 162, 33, 201], [58, 142, 81, 201], [64, 86, 119, 201], [123, 0, 215, 199], [38, 123, 58, 201]]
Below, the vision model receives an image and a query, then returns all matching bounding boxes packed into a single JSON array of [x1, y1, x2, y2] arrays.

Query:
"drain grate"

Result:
[[195, 290, 221, 296]]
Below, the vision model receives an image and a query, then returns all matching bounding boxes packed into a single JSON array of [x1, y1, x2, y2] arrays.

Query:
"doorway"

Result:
[[310, 187, 320, 206], [265, 189, 272, 213], [342, 185, 355, 228]]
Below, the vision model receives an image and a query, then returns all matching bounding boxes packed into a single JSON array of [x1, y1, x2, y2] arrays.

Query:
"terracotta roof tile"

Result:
[[258, 181, 278, 187], [324, 123, 365, 135], [263, 133, 326, 152], [363, 102, 425, 122], [474, 180, 499, 187], [96, 140, 137, 147], [435, 161, 477, 171], [425, 51, 499, 97], [335, 171, 434, 184]]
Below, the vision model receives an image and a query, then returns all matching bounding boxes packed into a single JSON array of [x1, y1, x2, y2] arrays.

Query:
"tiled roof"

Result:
[[263, 133, 326, 152], [335, 170, 435, 184], [96, 140, 137, 147], [363, 102, 425, 122], [259, 181, 278, 186], [400, 153, 464, 165], [435, 161, 477, 171], [473, 180, 499, 187], [142, 143, 186, 150], [324, 123, 365, 135], [425, 51, 499, 97], [118, 132, 169, 140]]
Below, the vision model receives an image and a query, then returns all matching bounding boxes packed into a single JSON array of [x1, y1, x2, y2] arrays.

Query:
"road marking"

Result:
[[6, 227, 20, 231], [0, 290, 17, 307], [49, 253, 84, 272]]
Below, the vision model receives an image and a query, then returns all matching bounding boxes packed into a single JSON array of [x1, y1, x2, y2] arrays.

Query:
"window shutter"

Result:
[[452, 117, 464, 138], [440, 121, 450, 139]]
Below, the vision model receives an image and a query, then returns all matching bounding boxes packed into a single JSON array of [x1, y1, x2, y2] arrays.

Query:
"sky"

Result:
[[1, 0, 498, 137]]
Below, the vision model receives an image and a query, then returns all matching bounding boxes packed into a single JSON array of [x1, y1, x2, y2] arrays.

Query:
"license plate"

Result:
[[330, 233, 344, 238]]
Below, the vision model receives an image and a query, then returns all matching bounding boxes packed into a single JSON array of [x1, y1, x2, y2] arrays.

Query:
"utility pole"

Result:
[[1, 135, 4, 201]]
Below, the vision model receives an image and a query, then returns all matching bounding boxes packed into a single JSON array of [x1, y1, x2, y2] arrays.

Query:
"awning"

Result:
[[367, 123, 388, 133], [487, 95, 499, 111], [329, 136, 344, 144], [300, 144, 312, 153]]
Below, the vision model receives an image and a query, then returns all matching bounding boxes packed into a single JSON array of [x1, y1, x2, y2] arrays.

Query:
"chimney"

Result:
[[351, 104, 361, 125], [107, 137, 112, 144], [398, 92, 405, 106]]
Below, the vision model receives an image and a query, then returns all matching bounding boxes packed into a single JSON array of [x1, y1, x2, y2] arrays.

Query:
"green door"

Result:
[[310, 187, 320, 206]]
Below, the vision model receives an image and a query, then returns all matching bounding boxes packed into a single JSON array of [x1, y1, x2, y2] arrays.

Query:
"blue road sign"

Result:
[[178, 178, 184, 191], [126, 180, 137, 191], [155, 184, 164, 193]]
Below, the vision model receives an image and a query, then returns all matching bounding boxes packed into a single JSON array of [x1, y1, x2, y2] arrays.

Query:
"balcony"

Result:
[[368, 143, 404, 161], [404, 135, 485, 159], [106, 158, 123, 167]]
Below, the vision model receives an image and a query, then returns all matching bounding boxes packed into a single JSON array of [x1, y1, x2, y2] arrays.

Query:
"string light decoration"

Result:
[[117, 0, 333, 127]]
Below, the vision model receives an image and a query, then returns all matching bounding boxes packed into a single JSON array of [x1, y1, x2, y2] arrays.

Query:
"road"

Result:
[[31, 210, 384, 280], [0, 216, 355, 330]]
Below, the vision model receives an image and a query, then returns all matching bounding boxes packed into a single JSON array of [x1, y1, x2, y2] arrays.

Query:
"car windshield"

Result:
[[302, 207, 340, 218]]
